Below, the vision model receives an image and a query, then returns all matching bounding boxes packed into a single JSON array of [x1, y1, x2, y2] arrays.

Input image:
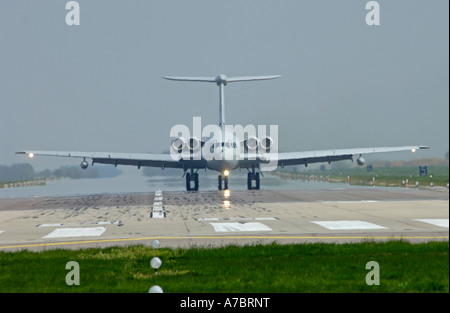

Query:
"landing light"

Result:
[[28, 153, 34, 158], [224, 170, 229, 176], [411, 148, 416, 153]]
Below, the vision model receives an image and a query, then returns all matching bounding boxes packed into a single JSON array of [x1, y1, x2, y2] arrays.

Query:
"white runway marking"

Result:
[[37, 223, 64, 227], [150, 211, 165, 219], [0, 230, 4, 234], [319, 200, 379, 204], [210, 222, 272, 232], [198, 217, 277, 221], [414, 219, 449, 228], [312, 220, 387, 230], [96, 221, 121, 225], [42, 227, 107, 239], [37, 221, 120, 227], [151, 190, 166, 219]]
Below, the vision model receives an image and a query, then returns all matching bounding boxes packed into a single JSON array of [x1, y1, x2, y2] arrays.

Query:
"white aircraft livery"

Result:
[[16, 74, 429, 191]]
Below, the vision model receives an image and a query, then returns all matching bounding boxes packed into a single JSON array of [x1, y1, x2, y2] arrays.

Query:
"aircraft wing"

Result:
[[240, 145, 430, 169], [14, 151, 192, 169]]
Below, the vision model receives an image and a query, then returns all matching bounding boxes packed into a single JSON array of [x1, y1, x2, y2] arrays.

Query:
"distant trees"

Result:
[[0, 163, 121, 182], [0, 163, 35, 182], [52, 166, 99, 179], [371, 158, 449, 168]]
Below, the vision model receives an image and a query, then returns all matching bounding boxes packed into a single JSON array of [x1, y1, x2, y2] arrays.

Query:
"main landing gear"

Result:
[[186, 168, 260, 191], [247, 166, 260, 190], [185, 169, 199, 191]]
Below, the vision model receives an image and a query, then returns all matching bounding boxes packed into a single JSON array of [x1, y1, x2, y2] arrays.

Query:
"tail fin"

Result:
[[163, 74, 281, 130]]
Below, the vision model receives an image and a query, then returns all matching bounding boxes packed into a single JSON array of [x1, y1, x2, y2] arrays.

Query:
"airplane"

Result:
[[16, 74, 429, 191]]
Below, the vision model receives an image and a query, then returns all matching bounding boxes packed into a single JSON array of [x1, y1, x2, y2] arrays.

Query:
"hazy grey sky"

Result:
[[1, 0, 448, 171]]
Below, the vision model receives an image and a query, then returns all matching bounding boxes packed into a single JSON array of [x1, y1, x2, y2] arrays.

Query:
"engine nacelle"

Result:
[[171, 137, 186, 154], [357, 156, 366, 166], [259, 136, 273, 153], [80, 160, 89, 170], [187, 137, 202, 153], [244, 136, 259, 152]]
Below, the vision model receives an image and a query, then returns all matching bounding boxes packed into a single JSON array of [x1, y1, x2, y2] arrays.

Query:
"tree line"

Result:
[[0, 163, 121, 182]]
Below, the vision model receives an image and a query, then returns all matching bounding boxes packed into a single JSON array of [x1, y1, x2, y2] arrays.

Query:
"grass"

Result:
[[275, 166, 449, 187], [0, 241, 448, 293]]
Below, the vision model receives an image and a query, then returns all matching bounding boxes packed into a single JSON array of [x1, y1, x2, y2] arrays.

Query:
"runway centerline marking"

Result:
[[150, 190, 166, 219], [150, 211, 166, 218]]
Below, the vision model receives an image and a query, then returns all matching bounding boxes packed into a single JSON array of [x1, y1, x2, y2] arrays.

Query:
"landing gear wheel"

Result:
[[186, 172, 191, 191], [224, 175, 229, 190], [218, 175, 222, 190], [247, 172, 261, 190], [193, 173, 199, 191], [186, 172, 199, 191]]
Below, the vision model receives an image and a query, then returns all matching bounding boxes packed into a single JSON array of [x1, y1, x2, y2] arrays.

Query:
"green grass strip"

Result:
[[0, 241, 448, 293]]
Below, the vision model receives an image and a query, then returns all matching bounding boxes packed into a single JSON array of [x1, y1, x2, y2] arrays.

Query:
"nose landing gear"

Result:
[[218, 171, 229, 190]]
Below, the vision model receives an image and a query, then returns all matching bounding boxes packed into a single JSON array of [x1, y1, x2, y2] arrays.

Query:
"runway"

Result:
[[0, 187, 448, 251]]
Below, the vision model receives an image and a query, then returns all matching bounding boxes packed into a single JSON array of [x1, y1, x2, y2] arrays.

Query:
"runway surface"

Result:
[[0, 187, 448, 251]]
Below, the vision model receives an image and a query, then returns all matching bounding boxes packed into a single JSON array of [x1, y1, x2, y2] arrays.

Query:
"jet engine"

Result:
[[171, 137, 204, 155], [244, 136, 259, 152], [171, 137, 186, 154], [80, 160, 89, 169], [187, 137, 203, 153], [259, 136, 273, 153], [357, 156, 366, 166]]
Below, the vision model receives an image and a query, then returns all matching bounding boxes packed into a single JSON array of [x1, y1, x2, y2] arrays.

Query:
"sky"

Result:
[[0, 0, 448, 171]]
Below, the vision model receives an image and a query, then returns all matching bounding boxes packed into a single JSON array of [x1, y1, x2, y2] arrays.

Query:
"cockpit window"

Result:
[[213, 141, 236, 149]]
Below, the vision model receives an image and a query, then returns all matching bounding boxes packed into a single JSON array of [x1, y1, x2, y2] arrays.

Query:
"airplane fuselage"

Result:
[[206, 155, 240, 172]]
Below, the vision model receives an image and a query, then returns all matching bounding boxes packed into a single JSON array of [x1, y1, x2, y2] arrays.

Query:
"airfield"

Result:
[[0, 187, 448, 252]]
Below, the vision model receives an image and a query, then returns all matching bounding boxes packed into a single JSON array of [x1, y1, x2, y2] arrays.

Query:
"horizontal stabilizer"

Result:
[[227, 75, 282, 82], [163, 74, 281, 86], [162, 76, 217, 83]]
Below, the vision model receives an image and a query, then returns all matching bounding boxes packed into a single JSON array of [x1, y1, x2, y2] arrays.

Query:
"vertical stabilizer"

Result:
[[162, 74, 281, 130]]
